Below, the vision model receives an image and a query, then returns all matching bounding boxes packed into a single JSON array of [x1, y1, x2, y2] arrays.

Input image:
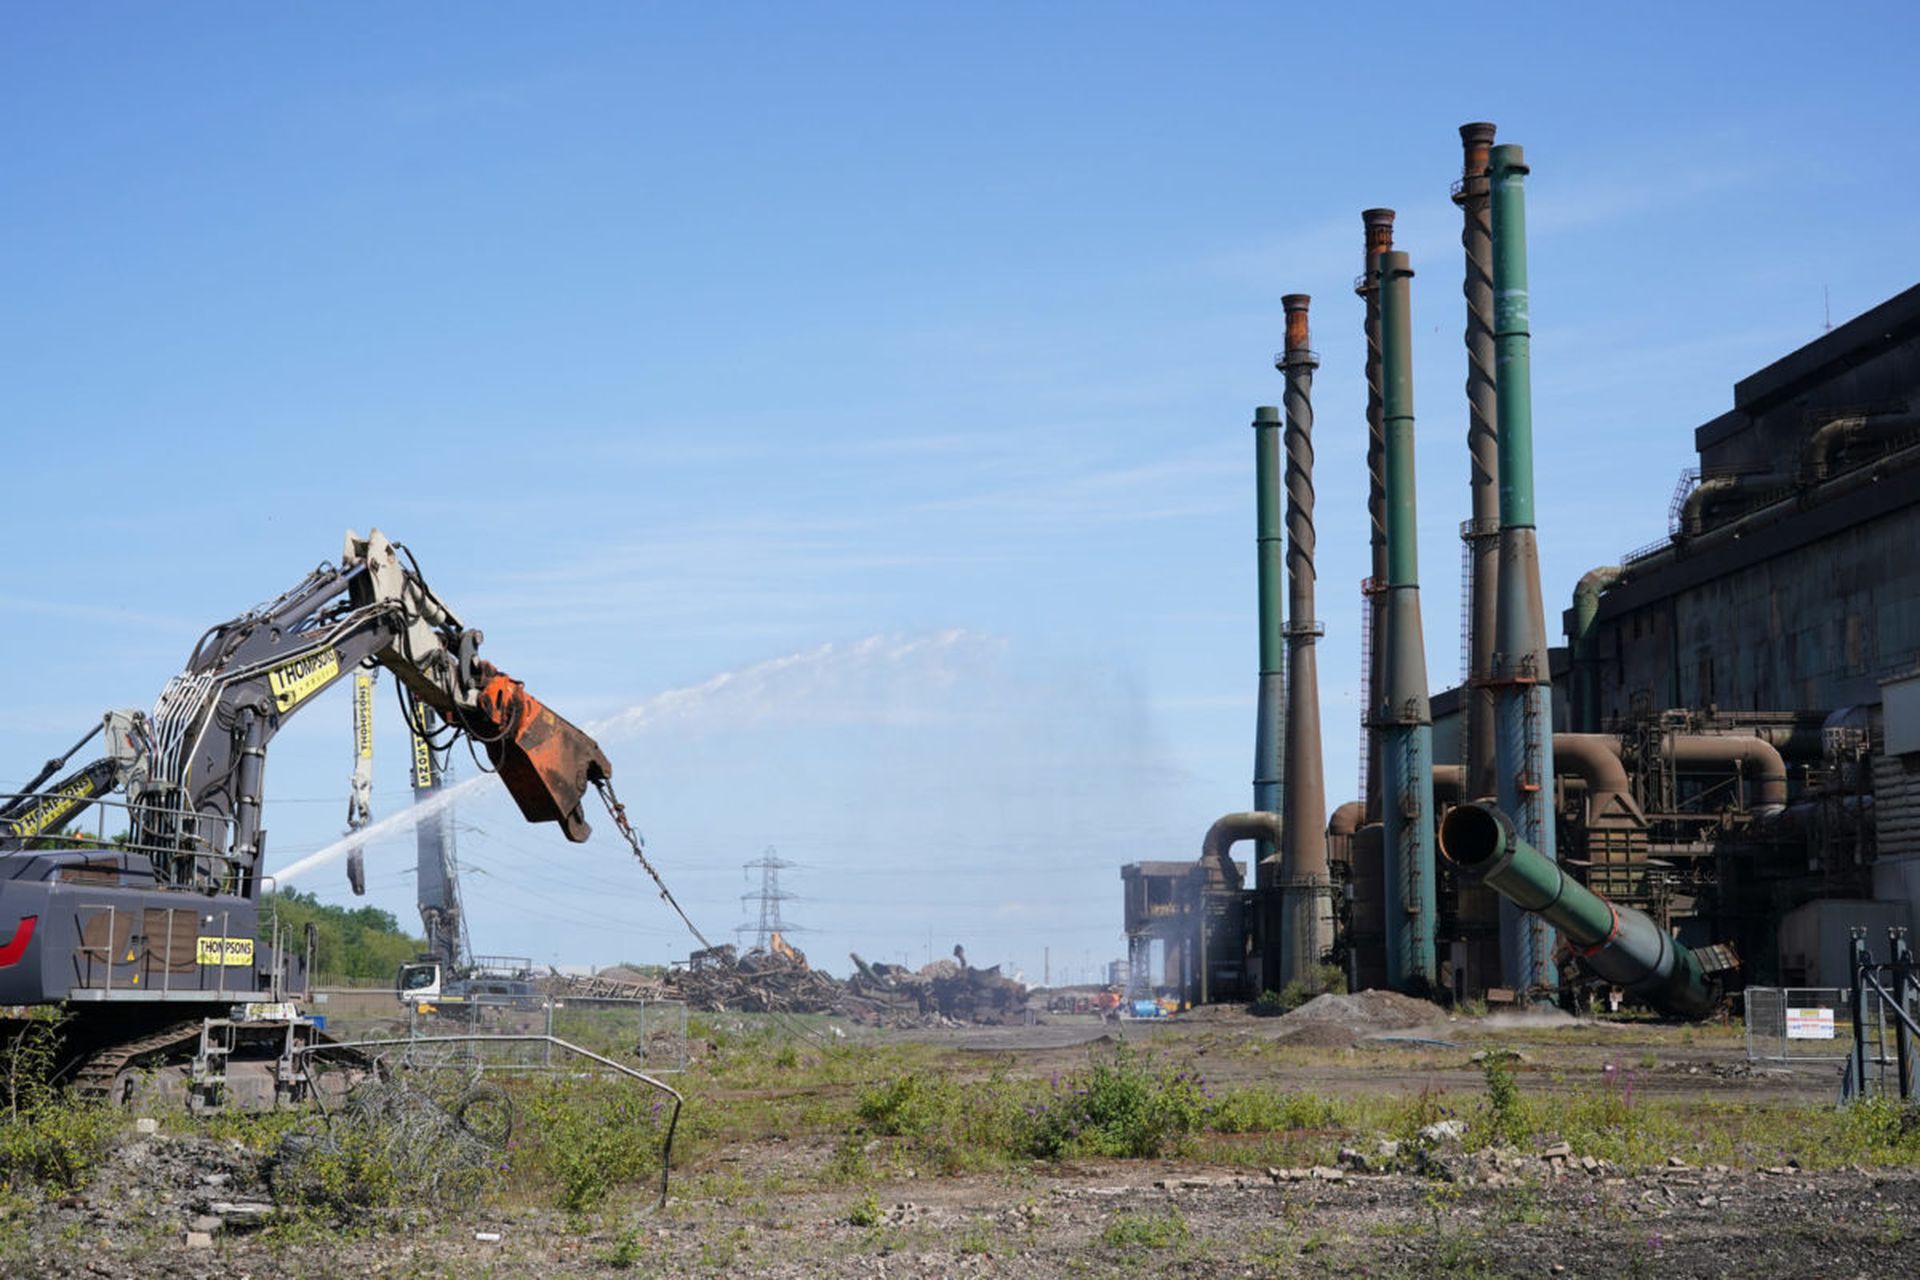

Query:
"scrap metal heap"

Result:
[[549, 939, 1029, 1027]]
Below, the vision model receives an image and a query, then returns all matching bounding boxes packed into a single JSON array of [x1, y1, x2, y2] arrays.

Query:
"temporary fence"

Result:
[[1743, 987, 1854, 1063], [307, 986, 688, 1074], [1745, 983, 1912, 1100]]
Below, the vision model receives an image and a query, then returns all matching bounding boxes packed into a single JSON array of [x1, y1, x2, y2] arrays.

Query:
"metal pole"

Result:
[[1277, 296, 1330, 990], [1488, 142, 1559, 999], [1376, 249, 1437, 993], [1850, 929, 1870, 1101], [1894, 928, 1915, 1100]]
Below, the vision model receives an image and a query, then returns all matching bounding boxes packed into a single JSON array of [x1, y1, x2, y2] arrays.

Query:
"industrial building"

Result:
[[1125, 123, 1920, 1012]]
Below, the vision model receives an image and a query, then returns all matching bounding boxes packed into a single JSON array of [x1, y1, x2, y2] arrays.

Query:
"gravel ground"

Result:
[[4, 1006, 1895, 1277], [10, 1126, 1918, 1278]]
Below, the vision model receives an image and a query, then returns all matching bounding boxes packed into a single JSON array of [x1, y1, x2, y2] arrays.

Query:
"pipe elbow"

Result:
[[1679, 476, 1742, 537], [1200, 811, 1282, 889], [1552, 733, 1638, 824], [1573, 566, 1623, 615], [1327, 801, 1365, 839], [1801, 416, 1862, 485], [1663, 734, 1788, 817]]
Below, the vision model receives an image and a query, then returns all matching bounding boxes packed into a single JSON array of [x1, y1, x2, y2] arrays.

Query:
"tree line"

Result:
[[263, 889, 422, 982]]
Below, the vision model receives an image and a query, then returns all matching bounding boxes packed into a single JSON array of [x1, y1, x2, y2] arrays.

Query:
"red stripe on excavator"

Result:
[[0, 916, 36, 967]]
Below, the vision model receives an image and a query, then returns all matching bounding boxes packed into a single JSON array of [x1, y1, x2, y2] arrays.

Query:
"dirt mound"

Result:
[[1265, 990, 1444, 1047], [1166, 1001, 1247, 1022]]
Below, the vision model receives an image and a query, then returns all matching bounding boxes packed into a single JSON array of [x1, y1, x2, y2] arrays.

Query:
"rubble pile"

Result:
[[844, 947, 1027, 1026], [670, 943, 848, 1015], [550, 940, 1031, 1027]]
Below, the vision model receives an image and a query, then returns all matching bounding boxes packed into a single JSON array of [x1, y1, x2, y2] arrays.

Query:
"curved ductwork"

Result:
[[1626, 438, 1920, 582], [1661, 733, 1788, 817], [1438, 803, 1718, 1019], [1569, 566, 1622, 732], [1552, 733, 1642, 826], [1327, 801, 1365, 839], [1800, 412, 1919, 485], [1432, 765, 1466, 805], [1201, 811, 1282, 891], [1678, 475, 1759, 537]]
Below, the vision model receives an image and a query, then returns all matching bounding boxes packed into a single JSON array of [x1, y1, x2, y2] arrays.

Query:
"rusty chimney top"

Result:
[[1355, 210, 1397, 296], [1281, 293, 1315, 365]]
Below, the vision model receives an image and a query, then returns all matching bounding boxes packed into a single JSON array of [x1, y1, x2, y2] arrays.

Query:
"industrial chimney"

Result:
[[1453, 121, 1504, 997], [1487, 143, 1560, 998], [1276, 295, 1331, 989], [1357, 209, 1396, 825], [1455, 122, 1500, 803], [1375, 250, 1438, 993]]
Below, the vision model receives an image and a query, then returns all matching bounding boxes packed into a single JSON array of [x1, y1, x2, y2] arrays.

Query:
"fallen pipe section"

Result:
[[1438, 803, 1718, 1019]]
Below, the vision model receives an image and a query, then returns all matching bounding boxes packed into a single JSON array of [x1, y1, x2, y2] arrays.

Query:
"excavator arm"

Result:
[[4, 530, 612, 890]]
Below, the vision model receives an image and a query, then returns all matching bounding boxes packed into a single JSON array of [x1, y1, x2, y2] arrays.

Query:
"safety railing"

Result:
[[1, 791, 247, 885]]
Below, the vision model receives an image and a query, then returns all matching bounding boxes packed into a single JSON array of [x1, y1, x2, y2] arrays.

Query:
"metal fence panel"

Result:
[[1744, 987, 1853, 1061], [308, 989, 687, 1074]]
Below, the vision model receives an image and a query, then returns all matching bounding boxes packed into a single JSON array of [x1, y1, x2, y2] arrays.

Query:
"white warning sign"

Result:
[[1786, 1007, 1835, 1040]]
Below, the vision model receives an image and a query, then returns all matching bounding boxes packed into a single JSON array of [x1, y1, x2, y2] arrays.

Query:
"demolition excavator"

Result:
[[0, 530, 614, 1106]]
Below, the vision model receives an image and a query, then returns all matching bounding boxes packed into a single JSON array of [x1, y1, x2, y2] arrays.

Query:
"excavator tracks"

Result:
[[69, 1019, 206, 1105], [53, 1015, 360, 1111]]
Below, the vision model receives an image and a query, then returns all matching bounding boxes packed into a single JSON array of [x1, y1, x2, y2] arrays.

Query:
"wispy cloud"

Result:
[[589, 629, 1000, 740]]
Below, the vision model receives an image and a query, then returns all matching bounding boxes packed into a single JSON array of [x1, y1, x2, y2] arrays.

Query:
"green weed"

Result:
[[0, 1105, 117, 1194], [1101, 1208, 1190, 1249], [846, 1191, 883, 1228], [1023, 1044, 1209, 1159], [1477, 1050, 1527, 1146], [600, 1226, 649, 1270]]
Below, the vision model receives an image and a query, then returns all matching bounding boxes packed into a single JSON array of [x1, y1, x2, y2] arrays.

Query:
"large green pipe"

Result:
[[1438, 803, 1718, 1019], [1488, 142, 1558, 997], [1375, 249, 1436, 993]]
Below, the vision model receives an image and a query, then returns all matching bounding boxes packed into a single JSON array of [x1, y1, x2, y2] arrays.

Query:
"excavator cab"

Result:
[[397, 958, 445, 1005]]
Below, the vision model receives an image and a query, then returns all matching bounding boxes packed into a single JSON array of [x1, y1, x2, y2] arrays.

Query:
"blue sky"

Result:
[[4, 5, 1916, 982]]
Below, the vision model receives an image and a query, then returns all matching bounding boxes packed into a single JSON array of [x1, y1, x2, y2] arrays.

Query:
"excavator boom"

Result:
[[0, 530, 624, 1019]]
